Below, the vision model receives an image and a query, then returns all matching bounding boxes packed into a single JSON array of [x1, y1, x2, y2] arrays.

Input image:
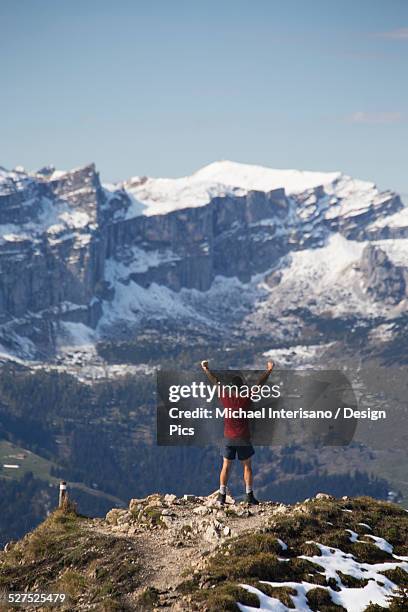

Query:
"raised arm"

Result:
[[200, 360, 219, 385], [255, 361, 274, 386]]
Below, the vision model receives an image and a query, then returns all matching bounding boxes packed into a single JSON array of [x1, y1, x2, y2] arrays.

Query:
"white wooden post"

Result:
[[59, 480, 68, 508]]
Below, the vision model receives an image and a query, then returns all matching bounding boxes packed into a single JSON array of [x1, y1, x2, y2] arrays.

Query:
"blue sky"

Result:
[[1, 0, 407, 194]]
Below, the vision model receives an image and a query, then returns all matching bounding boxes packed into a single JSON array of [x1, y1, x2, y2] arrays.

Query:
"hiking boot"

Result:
[[217, 491, 226, 505], [245, 491, 259, 505]]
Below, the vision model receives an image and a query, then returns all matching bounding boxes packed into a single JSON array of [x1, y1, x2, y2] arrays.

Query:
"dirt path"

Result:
[[91, 496, 288, 608]]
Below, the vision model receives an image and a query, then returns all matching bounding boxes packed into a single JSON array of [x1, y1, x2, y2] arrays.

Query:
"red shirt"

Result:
[[220, 391, 251, 440]]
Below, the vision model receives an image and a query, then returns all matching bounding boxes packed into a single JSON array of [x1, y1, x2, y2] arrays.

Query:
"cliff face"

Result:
[[1, 494, 407, 611], [359, 245, 407, 305], [0, 165, 114, 354], [0, 161, 407, 360], [104, 189, 292, 292], [0, 166, 101, 328]]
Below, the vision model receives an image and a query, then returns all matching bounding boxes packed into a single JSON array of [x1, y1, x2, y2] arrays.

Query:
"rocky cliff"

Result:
[[0, 161, 407, 363], [1, 493, 407, 611]]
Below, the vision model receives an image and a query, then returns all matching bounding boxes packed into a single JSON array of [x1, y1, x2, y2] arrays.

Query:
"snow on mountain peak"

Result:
[[191, 160, 342, 193], [122, 160, 380, 218]]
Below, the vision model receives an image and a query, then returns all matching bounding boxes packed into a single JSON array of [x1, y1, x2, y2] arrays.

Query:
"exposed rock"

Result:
[[116, 511, 132, 525], [273, 503, 290, 514], [106, 508, 125, 525], [164, 493, 177, 504], [193, 506, 211, 516], [203, 523, 221, 543], [315, 492, 335, 500], [129, 498, 146, 512], [205, 490, 235, 506], [183, 494, 197, 501], [160, 516, 174, 528], [146, 494, 163, 503], [359, 244, 406, 305]]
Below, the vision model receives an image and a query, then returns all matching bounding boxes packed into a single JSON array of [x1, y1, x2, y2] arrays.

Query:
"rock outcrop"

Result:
[[359, 245, 407, 305]]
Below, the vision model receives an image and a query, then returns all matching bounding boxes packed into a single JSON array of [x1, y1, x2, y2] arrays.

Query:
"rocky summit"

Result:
[[1, 494, 407, 611]]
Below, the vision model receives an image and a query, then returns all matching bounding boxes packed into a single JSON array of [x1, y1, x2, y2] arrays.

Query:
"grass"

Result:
[[337, 571, 368, 588], [129, 504, 168, 528], [307, 587, 346, 611], [181, 496, 408, 611], [0, 505, 141, 610], [0, 439, 57, 483], [193, 582, 260, 611], [180, 532, 328, 610], [227, 533, 284, 556], [253, 584, 297, 607], [136, 587, 160, 609], [267, 496, 408, 558], [54, 569, 88, 599], [381, 568, 408, 588], [224, 507, 239, 518], [142, 506, 164, 526]]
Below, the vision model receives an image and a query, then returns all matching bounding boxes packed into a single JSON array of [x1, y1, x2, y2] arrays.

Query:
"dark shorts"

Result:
[[221, 442, 255, 461]]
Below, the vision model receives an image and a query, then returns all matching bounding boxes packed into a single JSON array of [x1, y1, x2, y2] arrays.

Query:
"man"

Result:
[[201, 360, 274, 505]]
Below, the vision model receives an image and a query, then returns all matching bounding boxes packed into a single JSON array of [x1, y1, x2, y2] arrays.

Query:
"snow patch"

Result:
[[99, 281, 206, 329], [105, 247, 181, 279], [366, 535, 394, 554], [123, 160, 346, 217], [372, 239, 408, 267], [263, 343, 336, 368], [281, 234, 364, 288], [238, 538, 408, 612], [57, 322, 96, 351], [368, 204, 408, 230], [368, 323, 395, 343]]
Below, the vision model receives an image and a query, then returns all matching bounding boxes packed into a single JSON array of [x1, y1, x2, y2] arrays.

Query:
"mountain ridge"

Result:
[[1, 492, 407, 611], [0, 160, 406, 367]]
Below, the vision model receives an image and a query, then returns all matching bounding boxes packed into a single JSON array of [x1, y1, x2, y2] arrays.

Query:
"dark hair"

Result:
[[231, 375, 244, 387]]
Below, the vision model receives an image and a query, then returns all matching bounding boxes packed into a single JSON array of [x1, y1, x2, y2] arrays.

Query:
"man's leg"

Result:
[[241, 458, 259, 505], [220, 457, 232, 491], [217, 457, 232, 504], [241, 458, 253, 492]]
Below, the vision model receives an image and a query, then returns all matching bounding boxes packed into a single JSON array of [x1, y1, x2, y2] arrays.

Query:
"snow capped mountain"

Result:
[[121, 160, 382, 218], [0, 160, 407, 369]]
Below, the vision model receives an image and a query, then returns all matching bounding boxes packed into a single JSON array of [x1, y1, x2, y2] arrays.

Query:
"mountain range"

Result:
[[0, 160, 407, 547], [0, 160, 407, 371]]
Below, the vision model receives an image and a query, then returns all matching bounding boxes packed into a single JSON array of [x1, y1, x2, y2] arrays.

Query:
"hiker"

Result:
[[200, 360, 274, 505]]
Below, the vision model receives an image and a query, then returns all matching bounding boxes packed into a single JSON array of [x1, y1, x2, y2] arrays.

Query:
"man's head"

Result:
[[231, 375, 244, 388]]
